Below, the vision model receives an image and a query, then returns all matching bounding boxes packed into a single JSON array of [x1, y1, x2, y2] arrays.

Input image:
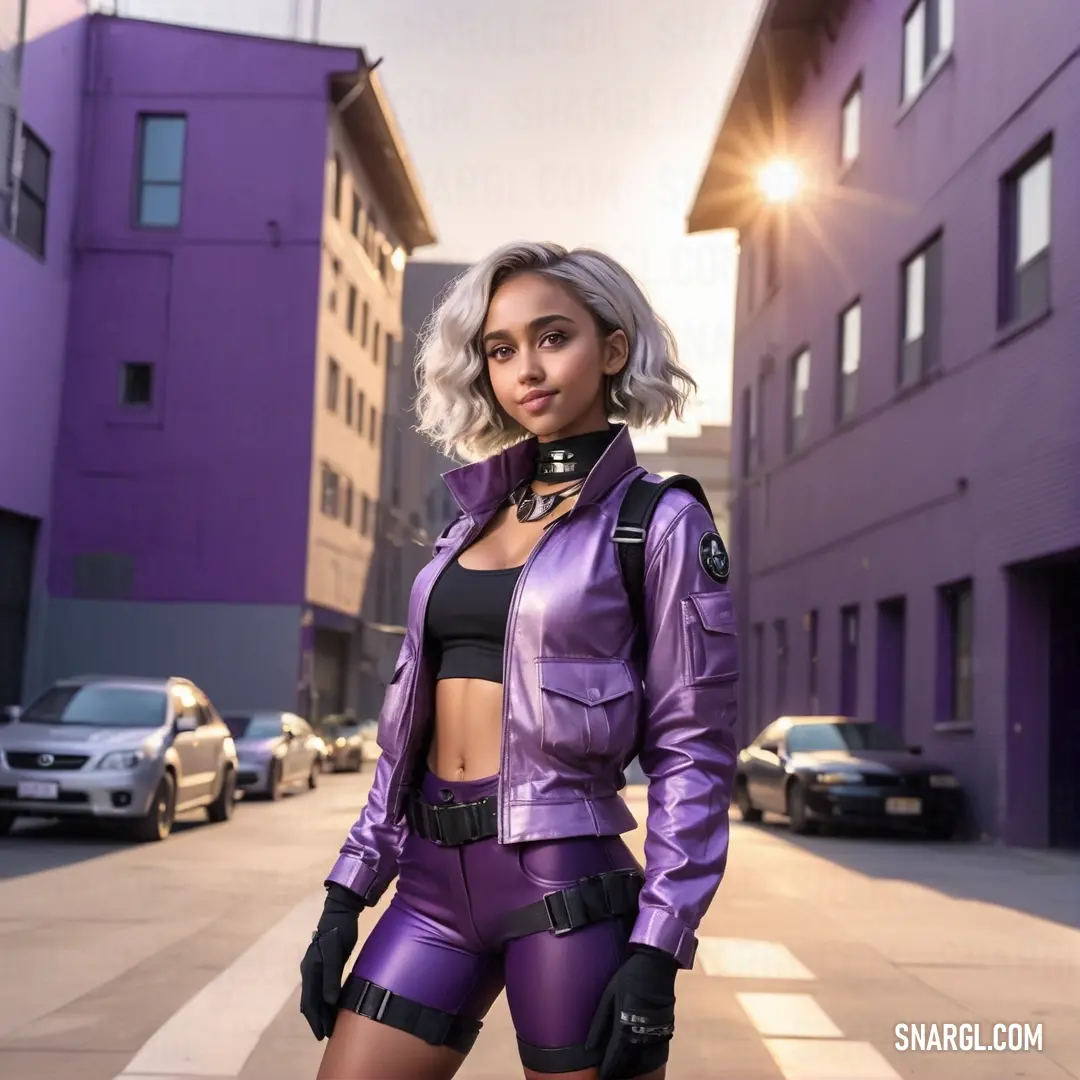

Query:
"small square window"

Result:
[[120, 362, 154, 407]]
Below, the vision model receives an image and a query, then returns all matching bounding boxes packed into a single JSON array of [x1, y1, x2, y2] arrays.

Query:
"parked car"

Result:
[[734, 715, 965, 839], [223, 712, 322, 799], [0, 675, 239, 842], [318, 715, 369, 773]]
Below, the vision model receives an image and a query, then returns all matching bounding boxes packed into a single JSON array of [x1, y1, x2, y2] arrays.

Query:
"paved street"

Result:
[[1, 771, 1077, 1080]]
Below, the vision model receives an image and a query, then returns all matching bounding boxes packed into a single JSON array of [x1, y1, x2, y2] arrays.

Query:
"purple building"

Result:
[[2, 7, 436, 718], [0, 0, 88, 709], [689, 0, 1080, 848]]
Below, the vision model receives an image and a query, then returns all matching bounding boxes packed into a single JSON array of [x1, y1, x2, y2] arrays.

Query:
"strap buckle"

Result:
[[613, 524, 646, 545], [350, 980, 393, 1022], [542, 889, 578, 936]]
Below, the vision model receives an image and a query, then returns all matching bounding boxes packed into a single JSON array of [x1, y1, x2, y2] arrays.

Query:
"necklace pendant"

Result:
[[516, 489, 558, 523]]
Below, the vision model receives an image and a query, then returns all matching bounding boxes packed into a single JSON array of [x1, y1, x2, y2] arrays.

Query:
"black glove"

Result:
[[299, 883, 365, 1040], [585, 945, 679, 1080]]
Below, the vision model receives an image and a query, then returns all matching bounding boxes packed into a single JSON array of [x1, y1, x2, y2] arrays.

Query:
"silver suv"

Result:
[[0, 675, 239, 842]]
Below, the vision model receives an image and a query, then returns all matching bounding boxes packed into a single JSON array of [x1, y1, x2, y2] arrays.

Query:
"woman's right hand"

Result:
[[299, 884, 365, 1040]]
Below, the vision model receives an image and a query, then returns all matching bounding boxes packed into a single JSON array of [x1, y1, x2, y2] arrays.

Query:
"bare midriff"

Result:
[[426, 486, 579, 782]]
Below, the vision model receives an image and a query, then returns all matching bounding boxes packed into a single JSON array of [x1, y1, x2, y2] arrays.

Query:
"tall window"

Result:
[[753, 623, 765, 728], [764, 216, 779, 293], [902, 0, 954, 102], [136, 115, 187, 227], [807, 609, 819, 712], [938, 580, 973, 724], [320, 465, 339, 517], [840, 605, 860, 716], [840, 78, 862, 166], [326, 357, 340, 412], [1000, 143, 1051, 326], [350, 191, 362, 237], [900, 233, 942, 389], [740, 384, 755, 478], [345, 376, 354, 426], [331, 154, 342, 219], [14, 125, 49, 256], [837, 300, 861, 422], [346, 284, 358, 334], [774, 619, 788, 716], [787, 348, 810, 453]]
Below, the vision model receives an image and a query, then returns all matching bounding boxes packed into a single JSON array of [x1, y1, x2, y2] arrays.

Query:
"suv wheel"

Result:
[[132, 772, 176, 842], [0, 811, 16, 836], [207, 768, 236, 823]]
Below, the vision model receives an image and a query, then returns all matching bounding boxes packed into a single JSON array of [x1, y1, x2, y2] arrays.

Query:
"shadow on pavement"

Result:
[[733, 811, 1080, 932], [0, 814, 204, 880]]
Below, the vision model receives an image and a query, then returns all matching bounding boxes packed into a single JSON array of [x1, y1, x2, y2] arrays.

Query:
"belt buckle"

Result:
[[542, 888, 575, 936]]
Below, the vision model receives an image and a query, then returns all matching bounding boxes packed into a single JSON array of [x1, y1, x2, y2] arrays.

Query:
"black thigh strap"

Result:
[[405, 794, 499, 846], [501, 868, 644, 941], [517, 1036, 599, 1073], [338, 976, 482, 1054]]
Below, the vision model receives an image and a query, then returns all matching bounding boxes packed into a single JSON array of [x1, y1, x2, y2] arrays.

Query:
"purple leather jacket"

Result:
[[325, 425, 738, 968]]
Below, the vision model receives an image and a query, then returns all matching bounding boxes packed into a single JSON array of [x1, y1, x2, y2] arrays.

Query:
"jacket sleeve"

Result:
[[322, 639, 415, 904], [628, 495, 739, 969]]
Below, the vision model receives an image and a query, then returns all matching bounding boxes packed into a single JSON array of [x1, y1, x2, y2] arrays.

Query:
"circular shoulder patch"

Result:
[[699, 532, 730, 583]]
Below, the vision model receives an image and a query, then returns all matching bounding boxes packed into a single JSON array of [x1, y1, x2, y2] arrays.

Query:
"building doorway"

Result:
[[1006, 553, 1080, 848], [0, 509, 38, 707], [875, 597, 906, 733], [1047, 562, 1080, 848]]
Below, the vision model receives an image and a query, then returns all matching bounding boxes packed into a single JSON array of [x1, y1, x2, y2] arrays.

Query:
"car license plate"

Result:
[[17, 779, 59, 800], [886, 796, 922, 815]]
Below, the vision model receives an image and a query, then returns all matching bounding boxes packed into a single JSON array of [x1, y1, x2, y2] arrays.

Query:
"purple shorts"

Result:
[[343, 770, 642, 1071]]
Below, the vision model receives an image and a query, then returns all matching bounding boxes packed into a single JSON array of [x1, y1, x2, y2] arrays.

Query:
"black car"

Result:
[[734, 716, 965, 839]]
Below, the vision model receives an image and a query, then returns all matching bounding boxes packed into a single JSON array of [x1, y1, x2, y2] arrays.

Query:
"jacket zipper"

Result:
[[498, 512, 571, 841]]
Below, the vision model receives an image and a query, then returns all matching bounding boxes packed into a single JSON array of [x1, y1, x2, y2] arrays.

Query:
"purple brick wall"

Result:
[[48, 17, 359, 605], [729, 0, 1080, 844]]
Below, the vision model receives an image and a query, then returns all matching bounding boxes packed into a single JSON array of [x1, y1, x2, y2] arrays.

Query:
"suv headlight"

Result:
[[816, 771, 864, 785], [929, 773, 959, 788], [98, 749, 149, 770]]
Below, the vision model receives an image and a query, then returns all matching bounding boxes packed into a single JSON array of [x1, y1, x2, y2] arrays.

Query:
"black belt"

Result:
[[502, 868, 644, 941], [406, 794, 499, 846]]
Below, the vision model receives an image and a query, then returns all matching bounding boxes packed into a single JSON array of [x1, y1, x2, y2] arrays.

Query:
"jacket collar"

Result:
[[441, 423, 639, 517]]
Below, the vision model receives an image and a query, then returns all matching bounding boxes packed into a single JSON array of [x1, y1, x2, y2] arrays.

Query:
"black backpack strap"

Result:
[[614, 474, 714, 649]]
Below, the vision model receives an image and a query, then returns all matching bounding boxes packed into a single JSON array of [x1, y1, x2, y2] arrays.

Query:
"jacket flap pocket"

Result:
[[689, 591, 737, 634], [537, 658, 635, 706]]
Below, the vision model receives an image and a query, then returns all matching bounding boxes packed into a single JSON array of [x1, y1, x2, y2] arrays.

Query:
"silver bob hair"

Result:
[[413, 241, 698, 460]]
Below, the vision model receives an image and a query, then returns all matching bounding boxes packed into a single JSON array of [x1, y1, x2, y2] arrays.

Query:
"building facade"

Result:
[[6, 10, 434, 717], [0, 0, 87, 709], [689, 0, 1080, 847], [635, 424, 733, 542], [357, 261, 464, 712]]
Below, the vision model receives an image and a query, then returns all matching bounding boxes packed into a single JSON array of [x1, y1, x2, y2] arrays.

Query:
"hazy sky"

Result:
[[101, 0, 758, 449]]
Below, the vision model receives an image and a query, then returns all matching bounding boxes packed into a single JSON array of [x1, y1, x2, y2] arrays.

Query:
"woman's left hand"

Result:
[[585, 945, 678, 1079]]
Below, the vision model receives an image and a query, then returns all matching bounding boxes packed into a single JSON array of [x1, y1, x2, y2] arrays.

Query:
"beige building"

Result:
[[305, 71, 436, 717], [636, 424, 733, 541]]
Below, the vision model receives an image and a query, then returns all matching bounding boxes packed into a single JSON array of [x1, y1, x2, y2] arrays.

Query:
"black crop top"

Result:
[[425, 559, 523, 683]]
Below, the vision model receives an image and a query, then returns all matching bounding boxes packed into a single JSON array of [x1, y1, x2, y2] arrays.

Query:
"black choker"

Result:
[[533, 426, 618, 481]]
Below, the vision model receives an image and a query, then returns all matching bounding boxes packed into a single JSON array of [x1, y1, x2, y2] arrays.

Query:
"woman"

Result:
[[300, 241, 739, 1080]]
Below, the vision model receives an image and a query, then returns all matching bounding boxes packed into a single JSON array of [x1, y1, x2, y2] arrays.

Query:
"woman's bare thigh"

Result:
[[316, 1011, 466, 1080]]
